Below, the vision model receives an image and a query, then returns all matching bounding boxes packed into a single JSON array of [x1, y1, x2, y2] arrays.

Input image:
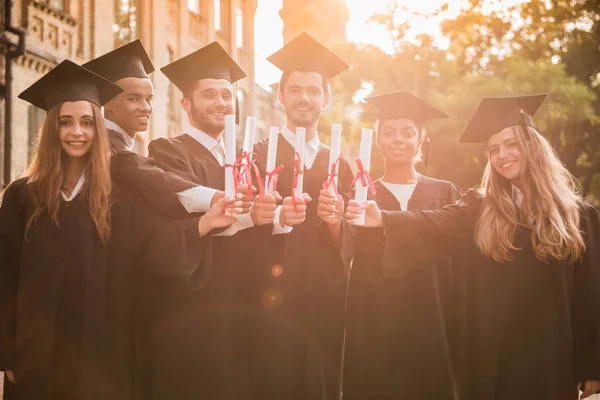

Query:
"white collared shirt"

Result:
[[61, 173, 86, 202], [183, 124, 290, 236], [104, 118, 134, 150], [281, 126, 321, 170]]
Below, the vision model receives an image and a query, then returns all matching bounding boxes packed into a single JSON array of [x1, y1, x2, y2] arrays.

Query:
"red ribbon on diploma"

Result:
[[235, 151, 265, 200], [222, 151, 265, 214], [322, 153, 343, 199], [291, 152, 304, 213], [350, 158, 377, 198], [265, 164, 284, 194]]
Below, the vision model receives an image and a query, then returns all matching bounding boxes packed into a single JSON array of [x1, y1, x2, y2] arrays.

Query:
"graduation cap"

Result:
[[459, 94, 547, 143], [366, 91, 449, 167], [267, 32, 350, 79], [82, 39, 154, 82], [18, 60, 123, 111], [160, 41, 246, 93], [365, 91, 449, 125]]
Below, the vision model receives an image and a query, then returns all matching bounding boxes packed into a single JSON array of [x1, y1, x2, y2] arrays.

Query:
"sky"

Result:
[[254, 0, 526, 88], [253, 0, 457, 88]]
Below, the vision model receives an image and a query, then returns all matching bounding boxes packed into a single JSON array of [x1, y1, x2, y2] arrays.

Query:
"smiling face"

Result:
[[377, 118, 423, 165], [104, 76, 153, 136], [487, 126, 522, 181], [58, 101, 96, 160], [278, 70, 331, 128], [182, 78, 234, 137]]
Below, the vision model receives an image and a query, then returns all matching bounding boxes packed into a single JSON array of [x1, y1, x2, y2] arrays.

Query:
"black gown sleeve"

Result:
[[110, 149, 198, 218], [380, 189, 481, 266], [573, 203, 600, 383], [132, 196, 210, 290], [148, 138, 201, 184], [0, 182, 25, 370]]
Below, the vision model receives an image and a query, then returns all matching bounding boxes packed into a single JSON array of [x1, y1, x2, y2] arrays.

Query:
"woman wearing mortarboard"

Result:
[[345, 94, 600, 400], [0, 60, 242, 400], [319, 91, 461, 399]]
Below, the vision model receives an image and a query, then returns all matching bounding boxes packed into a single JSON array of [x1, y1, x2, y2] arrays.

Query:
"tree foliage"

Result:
[[322, 0, 600, 200]]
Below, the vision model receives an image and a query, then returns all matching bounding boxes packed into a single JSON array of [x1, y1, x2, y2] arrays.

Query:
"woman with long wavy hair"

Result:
[[345, 94, 600, 400], [0, 61, 243, 400]]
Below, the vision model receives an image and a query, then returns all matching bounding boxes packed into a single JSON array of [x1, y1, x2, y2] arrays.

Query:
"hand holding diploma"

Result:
[[281, 193, 312, 227], [210, 186, 254, 214], [318, 189, 344, 226], [198, 193, 245, 237], [345, 199, 382, 228], [251, 191, 282, 226]]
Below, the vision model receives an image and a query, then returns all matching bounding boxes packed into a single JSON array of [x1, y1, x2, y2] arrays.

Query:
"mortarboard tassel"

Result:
[[422, 136, 431, 167]]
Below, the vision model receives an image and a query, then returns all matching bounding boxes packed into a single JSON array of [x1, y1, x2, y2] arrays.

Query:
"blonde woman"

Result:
[[0, 61, 242, 400], [345, 94, 600, 400]]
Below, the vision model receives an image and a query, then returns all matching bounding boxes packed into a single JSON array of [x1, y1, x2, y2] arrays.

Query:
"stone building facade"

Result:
[[0, 0, 277, 187]]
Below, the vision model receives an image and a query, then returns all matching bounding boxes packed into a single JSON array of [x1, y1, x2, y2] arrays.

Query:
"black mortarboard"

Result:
[[365, 91, 449, 125], [160, 41, 247, 92], [459, 94, 547, 143], [18, 60, 123, 111], [82, 39, 154, 82], [267, 32, 350, 79]]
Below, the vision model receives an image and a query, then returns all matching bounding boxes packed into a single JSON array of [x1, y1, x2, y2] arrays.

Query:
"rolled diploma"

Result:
[[224, 114, 236, 198], [294, 127, 306, 197], [265, 126, 279, 192], [353, 128, 373, 225], [327, 124, 342, 195], [240, 116, 257, 186]]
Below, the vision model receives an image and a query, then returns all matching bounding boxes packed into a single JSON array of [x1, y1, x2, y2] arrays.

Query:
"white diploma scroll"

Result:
[[224, 114, 236, 199], [265, 127, 279, 193], [353, 128, 373, 225], [293, 127, 306, 197], [327, 124, 342, 195]]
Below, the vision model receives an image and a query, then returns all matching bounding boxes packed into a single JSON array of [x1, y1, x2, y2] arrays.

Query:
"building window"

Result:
[[188, 0, 201, 14], [28, 106, 46, 160], [214, 0, 221, 31], [113, 0, 138, 47], [215, 0, 230, 38], [235, 8, 243, 48]]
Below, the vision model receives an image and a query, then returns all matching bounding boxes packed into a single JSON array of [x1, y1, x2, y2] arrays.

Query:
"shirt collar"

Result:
[[282, 126, 320, 152], [186, 124, 224, 152], [104, 118, 134, 149], [512, 185, 524, 209], [61, 173, 86, 202]]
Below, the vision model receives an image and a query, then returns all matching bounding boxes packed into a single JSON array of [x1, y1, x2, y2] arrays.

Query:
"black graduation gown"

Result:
[[108, 129, 196, 217], [0, 177, 204, 400], [249, 134, 353, 400], [379, 191, 600, 400], [342, 177, 461, 400], [0, 178, 108, 400], [146, 134, 256, 400]]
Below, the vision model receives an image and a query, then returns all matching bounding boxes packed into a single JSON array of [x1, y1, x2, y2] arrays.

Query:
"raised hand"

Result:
[[198, 194, 244, 236], [250, 192, 281, 226], [579, 380, 600, 399], [345, 199, 383, 227], [235, 185, 255, 214], [280, 193, 312, 227], [317, 189, 344, 226]]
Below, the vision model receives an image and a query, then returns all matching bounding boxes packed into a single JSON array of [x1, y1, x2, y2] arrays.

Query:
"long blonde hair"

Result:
[[25, 102, 112, 243], [475, 125, 585, 263]]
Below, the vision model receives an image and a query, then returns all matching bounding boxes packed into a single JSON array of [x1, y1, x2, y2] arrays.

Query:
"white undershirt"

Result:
[[380, 181, 417, 211], [280, 126, 321, 170]]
